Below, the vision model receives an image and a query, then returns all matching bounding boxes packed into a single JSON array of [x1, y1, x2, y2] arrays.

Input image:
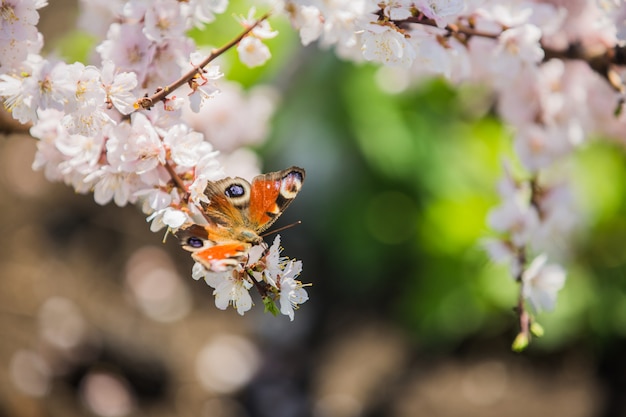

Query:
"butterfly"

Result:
[[175, 166, 305, 272]]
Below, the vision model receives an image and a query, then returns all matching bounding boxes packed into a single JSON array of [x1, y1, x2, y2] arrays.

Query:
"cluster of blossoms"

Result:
[[0, 0, 308, 317], [284, 0, 626, 345], [193, 236, 309, 319]]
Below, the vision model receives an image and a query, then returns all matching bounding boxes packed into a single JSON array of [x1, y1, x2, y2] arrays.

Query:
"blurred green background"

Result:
[[3, 1, 626, 417]]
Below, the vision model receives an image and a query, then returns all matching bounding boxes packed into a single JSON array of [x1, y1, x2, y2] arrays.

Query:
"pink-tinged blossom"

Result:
[[181, 0, 228, 28], [183, 81, 278, 152], [0, 0, 43, 37], [0, 71, 35, 123], [257, 235, 283, 288], [496, 66, 545, 126], [121, 0, 147, 21], [54, 132, 104, 176], [238, 7, 278, 40], [59, 63, 115, 136], [233, 7, 279, 68], [513, 122, 583, 172], [380, 0, 413, 20], [488, 198, 540, 247], [188, 176, 209, 206], [490, 24, 544, 79], [61, 63, 105, 113], [252, 235, 309, 320], [0, 28, 38, 72], [521, 254, 566, 312], [0, 0, 46, 71], [201, 266, 255, 314], [237, 36, 272, 68], [106, 113, 165, 174], [163, 124, 209, 167], [194, 151, 224, 181], [97, 23, 156, 86], [90, 167, 139, 207], [487, 165, 539, 248], [473, 2, 533, 28], [278, 260, 307, 321], [142, 97, 185, 130], [0, 56, 74, 123], [137, 185, 175, 214], [145, 37, 195, 92], [188, 150, 224, 205], [285, 1, 367, 60], [147, 207, 187, 232], [77, 0, 124, 38], [30, 109, 68, 182], [415, 0, 465, 27], [101, 60, 137, 115], [287, 4, 323, 46], [187, 234, 307, 317], [361, 23, 416, 68], [143, 0, 187, 42], [540, 0, 617, 50], [408, 29, 454, 77], [186, 53, 223, 112]]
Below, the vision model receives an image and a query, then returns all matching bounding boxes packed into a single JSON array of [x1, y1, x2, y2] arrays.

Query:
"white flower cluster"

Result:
[[0, 0, 306, 317], [283, 0, 626, 322], [193, 236, 309, 319], [0, 0, 47, 73], [0, 0, 231, 222]]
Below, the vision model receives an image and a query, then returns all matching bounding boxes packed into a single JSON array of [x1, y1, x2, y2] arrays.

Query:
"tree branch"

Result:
[[396, 14, 626, 93], [134, 11, 272, 111]]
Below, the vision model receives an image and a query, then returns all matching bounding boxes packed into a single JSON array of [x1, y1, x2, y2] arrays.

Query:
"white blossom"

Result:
[[361, 23, 416, 68], [522, 254, 566, 312], [237, 36, 272, 68], [202, 268, 254, 315], [278, 260, 308, 321]]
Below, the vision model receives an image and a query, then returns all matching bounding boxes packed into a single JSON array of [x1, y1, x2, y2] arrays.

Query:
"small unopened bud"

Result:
[[530, 322, 544, 338], [512, 332, 529, 352]]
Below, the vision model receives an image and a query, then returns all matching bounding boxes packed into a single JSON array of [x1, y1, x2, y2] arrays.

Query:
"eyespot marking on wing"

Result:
[[280, 170, 304, 199], [225, 183, 246, 198], [187, 236, 204, 248], [220, 179, 251, 208]]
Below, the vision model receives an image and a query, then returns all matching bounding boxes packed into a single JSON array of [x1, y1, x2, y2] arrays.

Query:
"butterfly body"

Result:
[[176, 167, 305, 271]]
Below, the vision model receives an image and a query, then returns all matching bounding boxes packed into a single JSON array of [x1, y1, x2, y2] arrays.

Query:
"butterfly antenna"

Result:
[[261, 220, 302, 238]]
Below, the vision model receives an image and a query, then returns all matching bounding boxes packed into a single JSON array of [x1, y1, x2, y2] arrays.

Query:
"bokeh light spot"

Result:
[[195, 334, 260, 394]]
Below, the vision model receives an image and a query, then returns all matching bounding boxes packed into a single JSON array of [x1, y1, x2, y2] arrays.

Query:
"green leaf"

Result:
[[263, 297, 279, 316]]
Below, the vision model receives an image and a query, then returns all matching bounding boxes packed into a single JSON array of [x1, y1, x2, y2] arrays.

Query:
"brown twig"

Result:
[[163, 161, 189, 196], [400, 16, 501, 40], [135, 12, 272, 196], [396, 13, 626, 93], [514, 247, 530, 342], [135, 11, 272, 111]]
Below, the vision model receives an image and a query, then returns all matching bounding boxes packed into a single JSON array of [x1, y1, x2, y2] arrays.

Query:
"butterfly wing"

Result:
[[248, 167, 305, 233], [199, 176, 252, 228], [176, 177, 254, 271], [176, 224, 250, 271], [175, 167, 305, 272]]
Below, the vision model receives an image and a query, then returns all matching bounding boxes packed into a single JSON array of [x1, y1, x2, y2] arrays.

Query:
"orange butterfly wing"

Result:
[[176, 167, 305, 272], [176, 224, 249, 271], [248, 167, 305, 232]]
